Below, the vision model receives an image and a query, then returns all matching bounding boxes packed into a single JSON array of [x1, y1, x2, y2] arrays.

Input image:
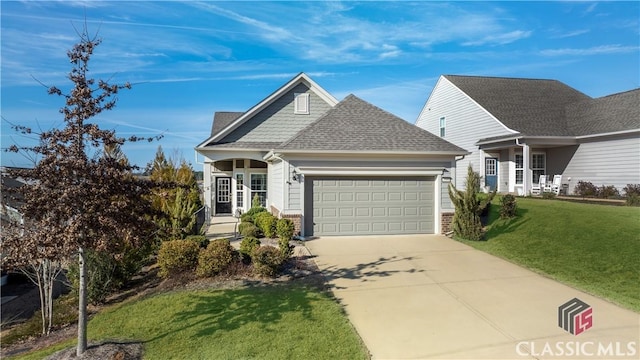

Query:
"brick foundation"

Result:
[[281, 214, 302, 236], [269, 206, 302, 236], [441, 212, 454, 234]]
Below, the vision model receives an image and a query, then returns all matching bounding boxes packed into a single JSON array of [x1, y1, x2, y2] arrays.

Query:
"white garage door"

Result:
[[311, 177, 434, 236]]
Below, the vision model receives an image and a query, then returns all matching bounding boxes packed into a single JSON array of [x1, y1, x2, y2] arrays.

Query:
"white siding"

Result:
[[562, 136, 640, 194], [269, 160, 284, 212], [416, 76, 514, 188]]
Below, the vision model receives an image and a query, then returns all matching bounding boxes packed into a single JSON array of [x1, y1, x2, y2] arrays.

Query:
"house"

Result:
[[196, 73, 467, 237], [416, 75, 640, 195]]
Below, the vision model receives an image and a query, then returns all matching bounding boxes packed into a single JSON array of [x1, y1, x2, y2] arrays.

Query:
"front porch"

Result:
[[477, 135, 578, 195]]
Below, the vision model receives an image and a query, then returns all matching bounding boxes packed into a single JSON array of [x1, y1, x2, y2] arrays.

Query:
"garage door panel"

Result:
[[312, 177, 434, 236]]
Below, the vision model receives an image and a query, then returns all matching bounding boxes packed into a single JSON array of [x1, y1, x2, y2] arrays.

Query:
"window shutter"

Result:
[[294, 93, 310, 114]]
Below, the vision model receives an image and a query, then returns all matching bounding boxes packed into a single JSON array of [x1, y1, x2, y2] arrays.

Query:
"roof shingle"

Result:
[[278, 94, 466, 153]]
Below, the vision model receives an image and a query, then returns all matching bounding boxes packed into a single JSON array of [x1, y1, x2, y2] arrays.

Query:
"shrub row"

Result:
[[157, 238, 288, 278]]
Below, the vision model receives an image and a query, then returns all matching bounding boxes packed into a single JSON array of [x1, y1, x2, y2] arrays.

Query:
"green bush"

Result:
[[252, 246, 283, 277], [239, 236, 261, 258], [627, 193, 640, 206], [597, 185, 620, 199], [448, 165, 495, 241], [255, 212, 277, 238], [240, 212, 254, 224], [276, 218, 295, 241], [542, 191, 556, 199], [499, 194, 517, 219], [196, 239, 235, 278], [68, 249, 119, 305], [574, 181, 597, 197], [623, 184, 640, 197], [157, 240, 200, 278], [185, 235, 209, 249], [278, 238, 293, 260], [238, 222, 259, 238]]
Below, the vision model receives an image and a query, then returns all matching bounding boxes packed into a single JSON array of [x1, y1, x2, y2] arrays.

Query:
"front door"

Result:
[[485, 158, 498, 191], [215, 177, 232, 214]]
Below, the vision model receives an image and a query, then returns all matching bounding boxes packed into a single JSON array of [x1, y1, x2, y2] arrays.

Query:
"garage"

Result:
[[309, 177, 435, 236]]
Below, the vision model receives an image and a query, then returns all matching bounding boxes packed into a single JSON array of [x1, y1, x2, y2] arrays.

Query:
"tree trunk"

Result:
[[77, 247, 87, 356]]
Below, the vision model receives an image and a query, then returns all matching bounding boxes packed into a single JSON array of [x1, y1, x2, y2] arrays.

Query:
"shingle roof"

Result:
[[210, 112, 244, 136], [445, 75, 592, 136], [566, 89, 640, 136], [278, 94, 467, 153]]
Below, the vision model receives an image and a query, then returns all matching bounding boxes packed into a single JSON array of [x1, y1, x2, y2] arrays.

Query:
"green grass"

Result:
[[13, 284, 368, 360], [460, 197, 640, 312]]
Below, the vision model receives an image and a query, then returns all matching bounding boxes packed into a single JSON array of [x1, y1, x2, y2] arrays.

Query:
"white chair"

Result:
[[550, 175, 562, 195], [531, 175, 546, 195]]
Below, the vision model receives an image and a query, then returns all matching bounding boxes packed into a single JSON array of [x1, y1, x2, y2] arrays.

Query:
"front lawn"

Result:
[[460, 197, 640, 312], [14, 284, 369, 359]]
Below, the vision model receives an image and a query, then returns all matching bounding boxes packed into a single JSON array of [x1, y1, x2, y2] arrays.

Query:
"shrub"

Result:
[[597, 185, 620, 199], [626, 193, 640, 206], [252, 246, 283, 277], [448, 165, 496, 241], [574, 181, 597, 197], [278, 238, 293, 260], [240, 212, 254, 224], [238, 222, 259, 238], [499, 194, 517, 219], [244, 205, 266, 221], [157, 240, 200, 278], [68, 249, 119, 305], [542, 191, 556, 199], [255, 212, 277, 238], [239, 236, 261, 258], [276, 218, 295, 242], [196, 239, 235, 278], [185, 235, 209, 249], [623, 184, 640, 197]]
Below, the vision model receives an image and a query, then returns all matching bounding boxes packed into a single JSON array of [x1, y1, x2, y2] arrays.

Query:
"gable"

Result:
[[217, 83, 334, 144], [211, 112, 244, 136], [197, 73, 339, 149]]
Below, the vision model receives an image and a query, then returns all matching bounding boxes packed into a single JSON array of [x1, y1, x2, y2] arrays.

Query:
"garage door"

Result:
[[311, 177, 434, 236]]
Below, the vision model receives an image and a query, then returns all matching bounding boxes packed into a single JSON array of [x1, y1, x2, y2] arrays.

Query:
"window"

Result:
[[250, 174, 267, 207], [294, 93, 310, 114], [235, 173, 244, 209], [217, 178, 230, 203], [532, 153, 546, 184], [515, 154, 523, 185], [439, 117, 446, 137]]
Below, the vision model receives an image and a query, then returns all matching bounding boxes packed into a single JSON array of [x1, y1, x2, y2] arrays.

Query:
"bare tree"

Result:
[[2, 27, 158, 356]]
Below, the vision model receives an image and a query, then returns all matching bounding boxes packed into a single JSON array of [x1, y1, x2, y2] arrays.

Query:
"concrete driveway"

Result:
[[305, 235, 639, 359]]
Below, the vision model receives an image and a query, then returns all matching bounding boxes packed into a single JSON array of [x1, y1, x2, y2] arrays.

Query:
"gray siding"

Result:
[[416, 76, 513, 188], [288, 164, 302, 210], [221, 84, 333, 143], [562, 135, 640, 194], [269, 160, 284, 211]]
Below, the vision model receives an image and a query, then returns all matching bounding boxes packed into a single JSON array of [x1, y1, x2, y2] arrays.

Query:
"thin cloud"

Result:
[[541, 45, 639, 56], [551, 29, 590, 39], [463, 30, 532, 46]]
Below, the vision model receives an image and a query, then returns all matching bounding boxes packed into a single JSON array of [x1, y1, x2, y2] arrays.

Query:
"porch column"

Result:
[[203, 162, 213, 213], [523, 143, 530, 194]]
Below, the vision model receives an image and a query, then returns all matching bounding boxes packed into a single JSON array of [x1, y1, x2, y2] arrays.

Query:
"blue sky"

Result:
[[2, 1, 638, 169]]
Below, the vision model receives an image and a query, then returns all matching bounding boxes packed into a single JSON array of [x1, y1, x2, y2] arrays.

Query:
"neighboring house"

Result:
[[416, 75, 640, 195], [196, 73, 467, 237]]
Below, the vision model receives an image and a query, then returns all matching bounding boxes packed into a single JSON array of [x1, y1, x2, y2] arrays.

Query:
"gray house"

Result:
[[416, 75, 640, 195], [196, 73, 466, 237]]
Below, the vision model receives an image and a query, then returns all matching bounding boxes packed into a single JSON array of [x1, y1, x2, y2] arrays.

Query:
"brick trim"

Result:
[[441, 212, 454, 234]]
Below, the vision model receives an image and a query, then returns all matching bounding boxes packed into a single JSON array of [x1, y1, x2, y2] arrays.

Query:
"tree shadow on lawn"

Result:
[[484, 207, 530, 239], [144, 284, 318, 342]]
